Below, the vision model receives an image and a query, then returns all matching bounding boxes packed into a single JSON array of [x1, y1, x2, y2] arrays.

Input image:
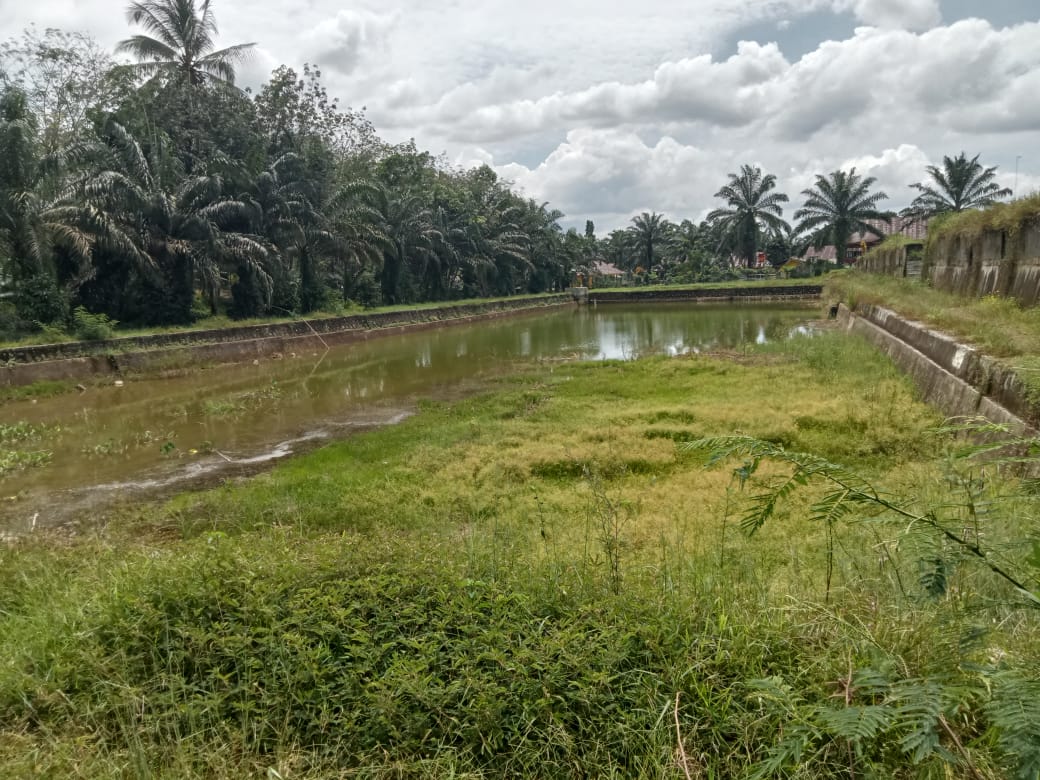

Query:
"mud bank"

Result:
[[838, 302, 1038, 434], [1, 296, 570, 387]]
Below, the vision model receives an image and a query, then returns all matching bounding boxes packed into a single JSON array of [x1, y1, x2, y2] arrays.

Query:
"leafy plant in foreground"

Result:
[[685, 429, 1040, 778], [683, 433, 1040, 606]]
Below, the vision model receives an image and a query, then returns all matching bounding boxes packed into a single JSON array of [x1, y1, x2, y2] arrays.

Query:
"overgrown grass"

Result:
[[0, 380, 81, 405], [1, 332, 1037, 778], [926, 193, 1040, 252], [826, 272, 1040, 360]]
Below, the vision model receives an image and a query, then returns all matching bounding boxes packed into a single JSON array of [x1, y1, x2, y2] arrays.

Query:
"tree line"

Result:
[[0, 0, 1016, 337]]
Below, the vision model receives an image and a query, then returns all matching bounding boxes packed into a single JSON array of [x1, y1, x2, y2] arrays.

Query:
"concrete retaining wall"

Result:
[[589, 284, 822, 304], [1, 296, 570, 387], [838, 303, 1038, 434], [860, 245, 907, 276], [868, 219, 1040, 306]]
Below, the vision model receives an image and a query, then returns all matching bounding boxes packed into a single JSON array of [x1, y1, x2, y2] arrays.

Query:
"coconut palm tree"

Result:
[[116, 0, 255, 88], [903, 152, 1012, 219], [794, 169, 889, 268], [627, 211, 668, 275], [707, 165, 789, 267]]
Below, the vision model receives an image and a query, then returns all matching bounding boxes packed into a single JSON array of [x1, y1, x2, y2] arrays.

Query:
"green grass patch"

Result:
[[0, 380, 73, 404], [826, 272, 1040, 359], [590, 277, 821, 296], [1, 332, 1038, 777]]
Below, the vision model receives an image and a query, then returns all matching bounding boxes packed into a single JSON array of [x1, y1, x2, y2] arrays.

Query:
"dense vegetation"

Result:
[[0, 13, 739, 343], [2, 331, 1038, 777], [0, 2, 1018, 343]]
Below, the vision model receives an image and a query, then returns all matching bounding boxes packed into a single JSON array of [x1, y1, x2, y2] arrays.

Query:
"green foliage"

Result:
[[0, 447, 51, 475], [0, 336, 1038, 776], [13, 275, 67, 324], [685, 432, 1040, 604], [795, 168, 890, 267], [707, 164, 790, 266], [904, 151, 1013, 220], [71, 305, 116, 340], [926, 192, 1040, 251]]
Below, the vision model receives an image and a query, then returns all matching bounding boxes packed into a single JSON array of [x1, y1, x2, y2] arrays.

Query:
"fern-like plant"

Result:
[[683, 434, 1039, 605]]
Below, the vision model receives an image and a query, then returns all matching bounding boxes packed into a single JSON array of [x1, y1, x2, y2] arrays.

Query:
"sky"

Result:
[[2, 0, 1038, 232]]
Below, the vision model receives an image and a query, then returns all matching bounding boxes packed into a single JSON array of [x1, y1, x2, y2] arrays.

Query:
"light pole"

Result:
[[1014, 155, 1021, 198]]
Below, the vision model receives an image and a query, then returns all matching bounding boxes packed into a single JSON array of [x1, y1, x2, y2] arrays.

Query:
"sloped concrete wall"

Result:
[[837, 303, 1037, 434], [0, 297, 571, 387]]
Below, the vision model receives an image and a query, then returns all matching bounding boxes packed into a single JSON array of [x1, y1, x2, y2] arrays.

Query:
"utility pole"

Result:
[[1014, 155, 1021, 198]]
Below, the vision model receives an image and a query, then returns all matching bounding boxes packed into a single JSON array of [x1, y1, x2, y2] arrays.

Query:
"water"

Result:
[[1, 303, 814, 530]]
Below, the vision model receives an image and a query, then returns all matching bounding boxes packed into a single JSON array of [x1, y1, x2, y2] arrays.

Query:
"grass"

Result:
[[826, 271, 1040, 360], [1, 332, 1038, 777], [925, 193, 1040, 252]]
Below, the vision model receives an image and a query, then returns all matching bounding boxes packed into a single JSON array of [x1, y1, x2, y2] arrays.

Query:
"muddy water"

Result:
[[1, 303, 814, 530]]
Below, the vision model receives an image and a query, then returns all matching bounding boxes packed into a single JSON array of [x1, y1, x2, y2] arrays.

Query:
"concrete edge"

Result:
[[1, 299, 573, 388], [837, 303, 1038, 435]]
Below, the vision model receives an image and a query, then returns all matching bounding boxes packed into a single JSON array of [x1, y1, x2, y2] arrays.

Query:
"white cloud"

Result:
[[302, 10, 396, 76], [0, 0, 1037, 231], [491, 129, 721, 227], [841, 0, 942, 30]]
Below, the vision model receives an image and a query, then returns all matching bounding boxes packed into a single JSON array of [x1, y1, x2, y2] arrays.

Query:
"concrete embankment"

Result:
[[588, 284, 822, 304], [859, 212, 1040, 306], [1, 296, 570, 387], [838, 303, 1038, 434]]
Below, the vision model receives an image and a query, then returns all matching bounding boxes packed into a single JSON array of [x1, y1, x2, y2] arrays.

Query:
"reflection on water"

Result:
[[1, 303, 813, 528]]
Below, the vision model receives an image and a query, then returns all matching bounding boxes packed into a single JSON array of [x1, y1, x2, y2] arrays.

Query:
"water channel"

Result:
[[1, 302, 816, 531]]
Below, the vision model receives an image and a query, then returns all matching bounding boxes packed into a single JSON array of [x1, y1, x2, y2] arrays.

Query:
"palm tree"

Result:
[[627, 212, 668, 275], [324, 180, 389, 302], [706, 165, 789, 266], [523, 200, 567, 293], [794, 169, 889, 268], [903, 152, 1012, 219], [72, 120, 269, 323], [464, 198, 530, 297], [376, 193, 439, 304], [0, 88, 91, 322], [116, 0, 255, 88]]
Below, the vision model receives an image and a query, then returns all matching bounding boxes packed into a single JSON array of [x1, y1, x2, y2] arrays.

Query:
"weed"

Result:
[[72, 307, 118, 341], [0, 332, 1036, 778], [0, 449, 51, 476]]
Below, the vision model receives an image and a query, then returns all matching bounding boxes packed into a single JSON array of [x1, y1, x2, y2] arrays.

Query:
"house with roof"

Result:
[[590, 260, 625, 286], [804, 216, 928, 264]]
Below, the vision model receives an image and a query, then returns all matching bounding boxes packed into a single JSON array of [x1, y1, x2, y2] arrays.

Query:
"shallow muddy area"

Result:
[[0, 302, 816, 532]]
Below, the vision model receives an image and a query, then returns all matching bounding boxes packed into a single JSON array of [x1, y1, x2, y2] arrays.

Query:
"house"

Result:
[[804, 216, 928, 264], [591, 260, 625, 286]]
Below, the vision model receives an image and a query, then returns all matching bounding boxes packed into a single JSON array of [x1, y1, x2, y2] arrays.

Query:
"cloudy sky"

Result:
[[3, 0, 1038, 230]]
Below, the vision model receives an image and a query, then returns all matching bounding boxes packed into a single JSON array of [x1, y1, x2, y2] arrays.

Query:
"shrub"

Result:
[[13, 275, 68, 324], [72, 306, 117, 341]]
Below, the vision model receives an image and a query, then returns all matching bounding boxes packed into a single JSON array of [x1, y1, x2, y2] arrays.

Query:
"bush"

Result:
[[13, 275, 68, 324], [71, 306, 117, 341], [344, 269, 380, 308]]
